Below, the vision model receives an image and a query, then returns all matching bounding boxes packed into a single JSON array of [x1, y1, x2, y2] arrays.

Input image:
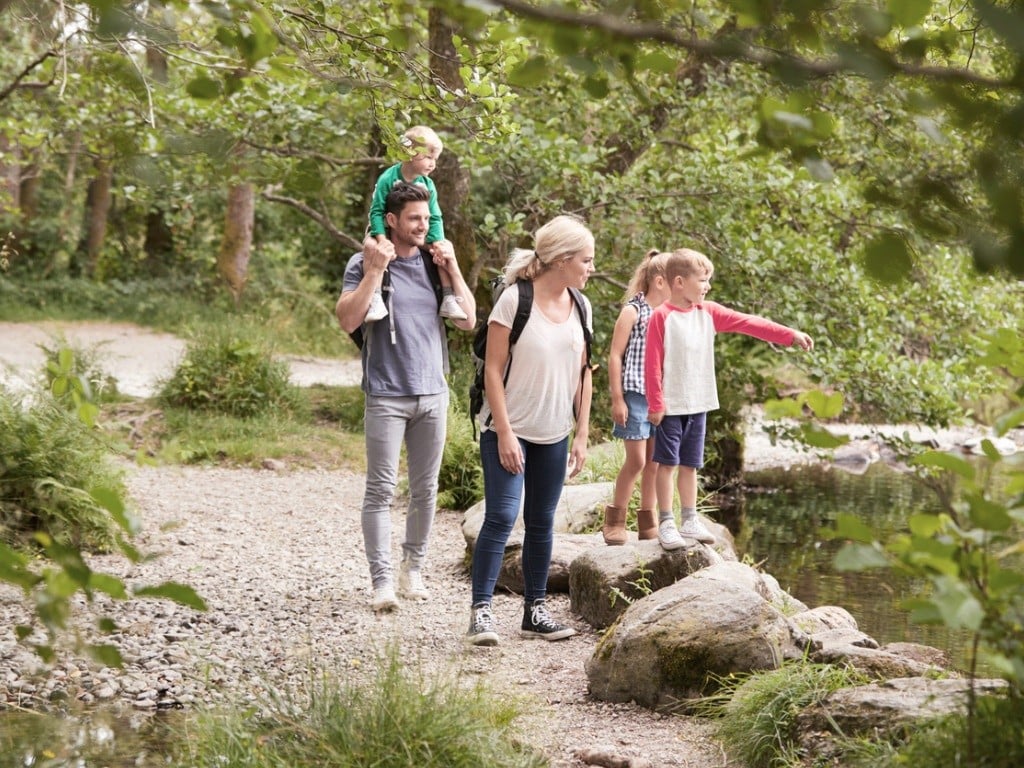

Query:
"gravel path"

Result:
[[0, 464, 723, 768]]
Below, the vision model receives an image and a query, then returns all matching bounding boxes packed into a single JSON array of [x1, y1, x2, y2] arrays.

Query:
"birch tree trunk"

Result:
[[217, 180, 254, 304]]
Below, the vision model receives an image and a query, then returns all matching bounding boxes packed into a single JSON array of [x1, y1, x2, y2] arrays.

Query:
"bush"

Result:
[[159, 328, 301, 418], [438, 397, 484, 511], [175, 650, 546, 768], [0, 387, 126, 550]]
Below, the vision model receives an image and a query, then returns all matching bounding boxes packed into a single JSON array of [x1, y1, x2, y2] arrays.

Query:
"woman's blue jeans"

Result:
[[471, 430, 569, 606]]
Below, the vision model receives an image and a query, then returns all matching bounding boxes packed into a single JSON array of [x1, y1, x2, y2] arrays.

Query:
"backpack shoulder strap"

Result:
[[419, 247, 443, 309], [509, 280, 533, 345], [567, 286, 593, 369]]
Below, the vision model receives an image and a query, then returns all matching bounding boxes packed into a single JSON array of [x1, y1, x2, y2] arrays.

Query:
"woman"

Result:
[[467, 214, 595, 646]]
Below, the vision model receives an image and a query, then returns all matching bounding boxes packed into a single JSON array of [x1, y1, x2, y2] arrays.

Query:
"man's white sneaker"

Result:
[[658, 519, 688, 551], [365, 292, 388, 322], [439, 294, 468, 321], [398, 563, 429, 600], [371, 585, 399, 613], [679, 515, 715, 543]]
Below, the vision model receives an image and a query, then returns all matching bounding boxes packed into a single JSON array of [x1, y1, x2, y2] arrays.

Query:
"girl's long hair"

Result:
[[624, 249, 668, 302]]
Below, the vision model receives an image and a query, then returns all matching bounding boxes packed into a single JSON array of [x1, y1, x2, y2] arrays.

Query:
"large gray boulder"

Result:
[[586, 561, 810, 709], [795, 677, 1009, 759], [569, 532, 736, 629]]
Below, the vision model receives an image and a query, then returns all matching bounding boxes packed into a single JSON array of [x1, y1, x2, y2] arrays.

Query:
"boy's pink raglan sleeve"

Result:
[[644, 307, 668, 414], [705, 301, 797, 345]]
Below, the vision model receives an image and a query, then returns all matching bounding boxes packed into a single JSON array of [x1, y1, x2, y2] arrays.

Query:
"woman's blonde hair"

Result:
[[502, 214, 594, 285], [664, 248, 714, 283], [625, 249, 668, 301]]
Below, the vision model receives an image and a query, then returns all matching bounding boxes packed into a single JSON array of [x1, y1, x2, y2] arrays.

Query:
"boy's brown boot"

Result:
[[602, 505, 628, 546], [636, 508, 659, 540]]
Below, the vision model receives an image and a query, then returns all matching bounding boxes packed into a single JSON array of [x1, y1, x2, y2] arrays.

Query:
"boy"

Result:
[[363, 125, 467, 322], [644, 248, 813, 550]]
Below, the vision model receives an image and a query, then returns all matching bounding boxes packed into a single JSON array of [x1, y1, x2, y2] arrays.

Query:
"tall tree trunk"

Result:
[[72, 157, 112, 277], [217, 180, 254, 304], [427, 8, 476, 292], [0, 133, 20, 216], [142, 39, 173, 275]]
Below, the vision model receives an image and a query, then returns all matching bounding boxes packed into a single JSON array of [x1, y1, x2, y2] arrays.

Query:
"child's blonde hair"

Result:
[[502, 214, 594, 285], [401, 125, 443, 156], [664, 248, 714, 283], [625, 249, 668, 301]]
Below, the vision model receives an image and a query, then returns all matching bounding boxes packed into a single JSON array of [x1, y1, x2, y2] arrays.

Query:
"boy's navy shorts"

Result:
[[652, 412, 707, 468]]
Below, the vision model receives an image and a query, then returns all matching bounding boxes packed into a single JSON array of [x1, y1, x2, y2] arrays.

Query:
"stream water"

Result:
[[736, 460, 993, 672]]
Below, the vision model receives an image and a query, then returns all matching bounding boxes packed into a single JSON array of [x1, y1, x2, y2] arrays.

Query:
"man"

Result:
[[336, 182, 476, 612]]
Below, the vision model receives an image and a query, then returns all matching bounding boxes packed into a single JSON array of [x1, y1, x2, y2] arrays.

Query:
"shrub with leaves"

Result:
[[160, 329, 299, 417], [0, 382, 205, 664], [0, 388, 123, 550]]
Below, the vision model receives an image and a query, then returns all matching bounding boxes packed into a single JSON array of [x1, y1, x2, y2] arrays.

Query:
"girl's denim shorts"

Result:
[[612, 390, 652, 440]]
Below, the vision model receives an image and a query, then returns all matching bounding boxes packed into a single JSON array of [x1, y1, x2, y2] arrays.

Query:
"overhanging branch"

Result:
[[485, 0, 1016, 90], [261, 188, 362, 250]]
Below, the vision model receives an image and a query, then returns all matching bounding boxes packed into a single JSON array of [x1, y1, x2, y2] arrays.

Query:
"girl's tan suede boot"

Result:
[[602, 504, 628, 545], [636, 508, 659, 540]]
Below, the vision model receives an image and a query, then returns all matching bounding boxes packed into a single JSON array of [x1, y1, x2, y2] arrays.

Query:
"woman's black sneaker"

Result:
[[466, 603, 499, 646], [520, 599, 576, 641]]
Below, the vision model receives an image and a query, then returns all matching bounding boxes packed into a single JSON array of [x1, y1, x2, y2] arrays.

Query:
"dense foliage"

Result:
[[2, 0, 1022, 449]]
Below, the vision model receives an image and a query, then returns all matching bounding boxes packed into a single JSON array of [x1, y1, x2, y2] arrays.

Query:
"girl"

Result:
[[603, 250, 670, 545], [467, 214, 595, 646]]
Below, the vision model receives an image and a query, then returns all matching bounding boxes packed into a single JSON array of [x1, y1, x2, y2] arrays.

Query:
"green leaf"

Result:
[[911, 450, 976, 480], [908, 513, 942, 537], [89, 573, 128, 600], [862, 231, 914, 283], [801, 423, 847, 449], [803, 390, 844, 419], [966, 495, 1013, 531], [186, 77, 222, 100], [134, 582, 208, 611], [931, 578, 984, 630], [764, 397, 803, 419], [829, 513, 877, 543], [888, 0, 931, 27], [509, 57, 551, 87], [835, 542, 890, 570], [584, 76, 609, 99], [87, 643, 124, 668]]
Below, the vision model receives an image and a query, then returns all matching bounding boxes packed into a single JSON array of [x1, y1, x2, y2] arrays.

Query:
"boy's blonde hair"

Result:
[[664, 248, 714, 283], [503, 214, 594, 285], [625, 249, 668, 301], [401, 125, 443, 155]]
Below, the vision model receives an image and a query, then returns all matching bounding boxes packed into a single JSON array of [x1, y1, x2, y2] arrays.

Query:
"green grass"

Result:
[[174, 651, 548, 768], [697, 660, 870, 768]]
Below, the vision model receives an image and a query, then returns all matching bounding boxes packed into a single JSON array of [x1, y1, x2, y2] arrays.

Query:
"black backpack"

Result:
[[348, 248, 443, 350], [468, 277, 592, 434]]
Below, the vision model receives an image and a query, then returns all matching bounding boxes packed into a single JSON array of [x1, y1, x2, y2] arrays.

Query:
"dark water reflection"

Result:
[[0, 707, 180, 767], [736, 462, 981, 672]]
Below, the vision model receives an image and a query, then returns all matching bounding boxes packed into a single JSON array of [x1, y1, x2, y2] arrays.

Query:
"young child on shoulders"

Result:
[[644, 248, 813, 550], [363, 125, 467, 323], [602, 249, 671, 545]]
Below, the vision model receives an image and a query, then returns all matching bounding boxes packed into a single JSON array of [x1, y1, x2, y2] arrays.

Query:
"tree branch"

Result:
[[260, 189, 362, 250], [0, 49, 56, 103], [486, 0, 1017, 90]]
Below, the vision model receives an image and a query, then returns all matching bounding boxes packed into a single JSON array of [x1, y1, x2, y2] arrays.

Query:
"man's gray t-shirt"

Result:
[[343, 249, 448, 397]]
